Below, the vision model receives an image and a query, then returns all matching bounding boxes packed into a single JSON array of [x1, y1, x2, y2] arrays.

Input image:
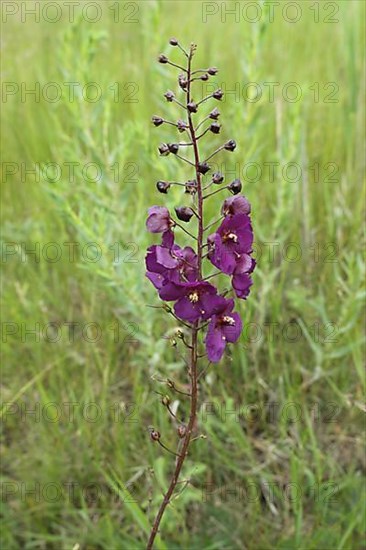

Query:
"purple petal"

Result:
[[174, 297, 200, 322], [222, 195, 251, 216], [232, 273, 253, 299], [159, 281, 187, 301], [146, 271, 165, 289], [222, 312, 242, 343], [146, 206, 170, 233], [156, 246, 179, 269], [162, 230, 174, 248], [205, 318, 226, 362]]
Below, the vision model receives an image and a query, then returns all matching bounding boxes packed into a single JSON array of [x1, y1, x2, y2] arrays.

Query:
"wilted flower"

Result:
[[221, 195, 251, 216], [146, 206, 174, 233]]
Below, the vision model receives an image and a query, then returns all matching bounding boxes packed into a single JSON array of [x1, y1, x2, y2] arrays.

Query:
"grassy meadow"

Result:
[[1, 1, 365, 548]]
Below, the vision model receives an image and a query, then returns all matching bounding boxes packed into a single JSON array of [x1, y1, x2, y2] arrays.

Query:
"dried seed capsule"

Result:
[[177, 425, 187, 438], [177, 119, 189, 132], [158, 54, 168, 64], [210, 122, 221, 134], [156, 180, 170, 193], [150, 429, 161, 441], [187, 101, 198, 113], [207, 67, 218, 75], [213, 88, 224, 100], [152, 115, 164, 127], [178, 74, 188, 90], [209, 107, 220, 120], [228, 179, 242, 194], [164, 90, 175, 102], [169, 38, 178, 46], [168, 143, 179, 154], [200, 74, 209, 81], [161, 395, 171, 406], [197, 162, 210, 174], [224, 139, 236, 152], [158, 143, 170, 156], [175, 206, 194, 222], [185, 179, 197, 194], [212, 172, 224, 184]]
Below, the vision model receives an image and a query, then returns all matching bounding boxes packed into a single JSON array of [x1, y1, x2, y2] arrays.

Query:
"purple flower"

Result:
[[205, 298, 242, 362], [208, 213, 253, 275], [145, 243, 198, 289], [159, 281, 226, 323], [146, 206, 174, 233], [221, 195, 251, 217]]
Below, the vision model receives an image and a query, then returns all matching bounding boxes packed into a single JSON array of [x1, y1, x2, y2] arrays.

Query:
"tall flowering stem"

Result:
[[145, 40, 255, 549]]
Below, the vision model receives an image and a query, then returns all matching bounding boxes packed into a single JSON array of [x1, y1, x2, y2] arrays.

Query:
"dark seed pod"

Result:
[[177, 119, 189, 133], [200, 74, 209, 81], [169, 38, 178, 46], [158, 143, 170, 156], [228, 179, 242, 194], [197, 162, 210, 174], [224, 139, 236, 152], [209, 107, 220, 120], [164, 90, 175, 102], [175, 206, 194, 222], [210, 122, 221, 134], [158, 54, 168, 64], [178, 74, 188, 90], [168, 143, 179, 154], [177, 425, 187, 438], [150, 429, 161, 441], [187, 101, 198, 113], [156, 180, 170, 193], [152, 115, 164, 127], [213, 88, 224, 100], [212, 172, 224, 184], [185, 179, 197, 194], [207, 67, 218, 75]]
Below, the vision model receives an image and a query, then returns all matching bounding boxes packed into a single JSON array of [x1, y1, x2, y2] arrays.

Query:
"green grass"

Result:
[[1, 1, 365, 548]]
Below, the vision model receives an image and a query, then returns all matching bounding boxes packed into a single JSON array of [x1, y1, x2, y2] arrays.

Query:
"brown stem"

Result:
[[146, 43, 204, 550]]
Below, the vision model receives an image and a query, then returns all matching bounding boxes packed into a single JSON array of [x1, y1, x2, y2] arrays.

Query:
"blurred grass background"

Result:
[[1, 1, 365, 548]]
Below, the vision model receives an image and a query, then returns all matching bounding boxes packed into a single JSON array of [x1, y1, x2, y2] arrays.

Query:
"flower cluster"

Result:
[[146, 195, 255, 361], [145, 39, 255, 363]]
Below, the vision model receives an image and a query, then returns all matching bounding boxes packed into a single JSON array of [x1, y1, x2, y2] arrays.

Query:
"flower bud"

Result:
[[158, 54, 168, 64], [208, 67, 218, 75], [177, 119, 189, 133], [168, 143, 179, 154], [197, 162, 210, 174], [177, 425, 187, 438], [164, 90, 175, 102], [224, 139, 236, 152], [175, 206, 194, 222], [200, 74, 209, 81], [209, 108, 220, 120], [210, 122, 221, 134], [175, 328, 184, 338], [213, 88, 224, 100], [152, 115, 164, 127], [187, 101, 198, 113], [150, 429, 161, 441], [212, 172, 224, 184], [185, 180, 197, 194], [228, 179, 242, 194], [169, 38, 178, 46], [156, 180, 170, 193], [158, 143, 170, 156], [161, 395, 171, 406], [178, 74, 188, 90]]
